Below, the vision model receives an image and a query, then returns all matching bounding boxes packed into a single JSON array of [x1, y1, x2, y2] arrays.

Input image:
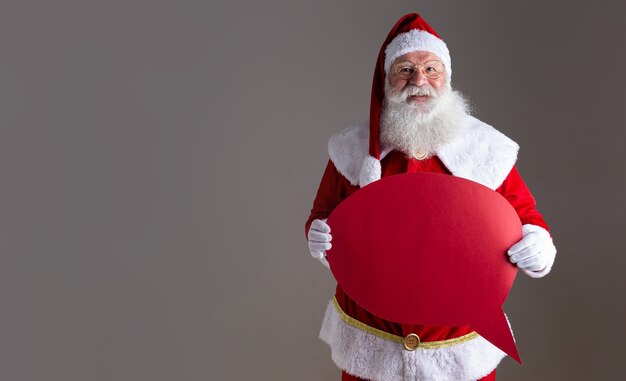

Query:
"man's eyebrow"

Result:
[[393, 61, 414, 66], [393, 60, 442, 66]]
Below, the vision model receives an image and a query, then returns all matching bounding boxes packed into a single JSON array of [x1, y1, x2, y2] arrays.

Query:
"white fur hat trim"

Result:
[[384, 29, 452, 83]]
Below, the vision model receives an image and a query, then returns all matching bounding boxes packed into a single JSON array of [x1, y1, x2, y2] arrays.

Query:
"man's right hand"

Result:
[[307, 219, 332, 269]]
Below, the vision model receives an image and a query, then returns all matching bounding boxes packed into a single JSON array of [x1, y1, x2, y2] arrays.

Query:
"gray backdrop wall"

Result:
[[2, 1, 625, 380]]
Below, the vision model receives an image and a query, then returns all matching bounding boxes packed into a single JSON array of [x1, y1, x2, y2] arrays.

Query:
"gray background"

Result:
[[1, 0, 625, 380]]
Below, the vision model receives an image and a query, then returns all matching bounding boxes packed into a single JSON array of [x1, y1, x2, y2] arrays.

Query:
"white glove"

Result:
[[507, 224, 556, 278], [307, 218, 332, 269]]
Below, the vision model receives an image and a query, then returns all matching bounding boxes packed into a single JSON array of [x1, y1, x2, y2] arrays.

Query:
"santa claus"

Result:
[[305, 13, 556, 381]]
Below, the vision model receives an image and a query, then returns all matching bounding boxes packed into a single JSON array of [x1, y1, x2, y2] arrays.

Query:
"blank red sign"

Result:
[[326, 172, 522, 362]]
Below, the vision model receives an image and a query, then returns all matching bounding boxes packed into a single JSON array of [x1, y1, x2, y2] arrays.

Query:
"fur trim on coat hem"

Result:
[[319, 300, 506, 381]]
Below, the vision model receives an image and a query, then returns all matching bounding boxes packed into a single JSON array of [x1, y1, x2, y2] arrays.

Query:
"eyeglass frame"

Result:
[[390, 60, 446, 80]]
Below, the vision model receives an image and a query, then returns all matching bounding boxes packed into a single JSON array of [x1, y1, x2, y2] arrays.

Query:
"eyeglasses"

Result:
[[392, 60, 445, 80]]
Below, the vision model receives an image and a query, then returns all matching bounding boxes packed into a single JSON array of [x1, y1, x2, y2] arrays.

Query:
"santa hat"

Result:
[[359, 13, 451, 187]]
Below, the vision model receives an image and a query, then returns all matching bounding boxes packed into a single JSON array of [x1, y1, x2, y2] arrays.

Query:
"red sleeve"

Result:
[[495, 166, 550, 232], [304, 159, 352, 237]]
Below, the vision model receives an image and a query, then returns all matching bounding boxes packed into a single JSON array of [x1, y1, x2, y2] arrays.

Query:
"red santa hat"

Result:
[[360, 13, 451, 187]]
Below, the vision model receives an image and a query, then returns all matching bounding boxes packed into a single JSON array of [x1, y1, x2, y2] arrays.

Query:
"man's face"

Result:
[[387, 51, 447, 105]]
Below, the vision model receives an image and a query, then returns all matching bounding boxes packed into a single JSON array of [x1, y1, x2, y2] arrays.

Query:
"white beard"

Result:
[[379, 82, 471, 159]]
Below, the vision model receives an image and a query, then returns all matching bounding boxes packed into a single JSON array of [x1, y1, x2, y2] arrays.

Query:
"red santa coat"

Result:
[[305, 116, 550, 381]]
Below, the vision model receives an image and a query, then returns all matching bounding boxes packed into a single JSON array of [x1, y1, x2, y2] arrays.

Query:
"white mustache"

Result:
[[388, 84, 439, 102], [403, 85, 438, 97]]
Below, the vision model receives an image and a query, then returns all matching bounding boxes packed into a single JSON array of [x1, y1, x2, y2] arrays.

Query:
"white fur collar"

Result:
[[327, 116, 519, 190]]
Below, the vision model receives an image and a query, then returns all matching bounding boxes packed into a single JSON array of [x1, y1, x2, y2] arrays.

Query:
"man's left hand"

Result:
[[507, 225, 557, 278]]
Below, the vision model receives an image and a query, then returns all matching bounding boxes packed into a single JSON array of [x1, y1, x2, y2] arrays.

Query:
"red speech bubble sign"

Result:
[[326, 172, 522, 363]]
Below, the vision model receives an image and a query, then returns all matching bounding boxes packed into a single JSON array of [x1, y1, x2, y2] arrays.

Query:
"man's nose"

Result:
[[409, 70, 428, 86]]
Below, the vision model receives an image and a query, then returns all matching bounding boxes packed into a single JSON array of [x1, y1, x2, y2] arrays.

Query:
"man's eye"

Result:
[[425, 66, 439, 73], [399, 67, 414, 74]]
